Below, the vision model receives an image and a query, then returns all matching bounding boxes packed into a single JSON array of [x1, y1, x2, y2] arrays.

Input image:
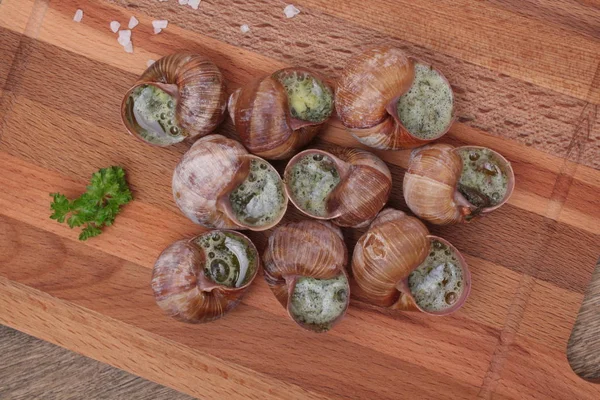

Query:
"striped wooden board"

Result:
[[1, 0, 599, 399]]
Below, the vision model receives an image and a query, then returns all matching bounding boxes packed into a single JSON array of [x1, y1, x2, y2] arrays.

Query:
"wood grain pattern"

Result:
[[0, 0, 599, 398]]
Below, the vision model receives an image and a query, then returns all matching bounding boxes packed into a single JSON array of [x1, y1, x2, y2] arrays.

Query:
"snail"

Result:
[[263, 220, 350, 332], [283, 147, 392, 228], [151, 230, 259, 323], [228, 67, 334, 159], [403, 143, 515, 225], [352, 208, 470, 315], [122, 53, 227, 146], [173, 134, 288, 231], [335, 46, 454, 150]]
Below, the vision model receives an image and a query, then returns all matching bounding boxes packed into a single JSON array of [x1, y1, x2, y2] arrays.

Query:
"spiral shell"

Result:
[[151, 230, 259, 323], [335, 46, 454, 150], [352, 209, 470, 315], [173, 135, 288, 231], [403, 143, 515, 225], [263, 220, 350, 332], [228, 67, 334, 159], [122, 53, 227, 146], [284, 147, 392, 228]]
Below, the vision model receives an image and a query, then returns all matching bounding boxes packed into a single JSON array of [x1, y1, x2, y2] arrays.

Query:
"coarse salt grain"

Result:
[[284, 4, 300, 18], [188, 0, 201, 9], [179, 0, 189, 4], [147, 59, 156, 68], [128, 16, 139, 29], [240, 24, 250, 33], [73, 9, 83, 22], [124, 42, 134, 54], [110, 21, 120, 33], [152, 19, 168, 34], [117, 29, 132, 46]]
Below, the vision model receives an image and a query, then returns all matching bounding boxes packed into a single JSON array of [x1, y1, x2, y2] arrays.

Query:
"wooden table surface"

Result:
[[1, 1, 599, 399]]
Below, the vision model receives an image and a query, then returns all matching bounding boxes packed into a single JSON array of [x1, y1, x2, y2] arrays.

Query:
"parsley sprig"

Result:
[[50, 166, 133, 241]]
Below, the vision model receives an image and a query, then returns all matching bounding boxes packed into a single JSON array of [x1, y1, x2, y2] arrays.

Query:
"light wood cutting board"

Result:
[[1, 0, 599, 399]]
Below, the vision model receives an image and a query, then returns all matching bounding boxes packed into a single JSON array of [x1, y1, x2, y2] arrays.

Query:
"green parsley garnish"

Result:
[[50, 166, 133, 241]]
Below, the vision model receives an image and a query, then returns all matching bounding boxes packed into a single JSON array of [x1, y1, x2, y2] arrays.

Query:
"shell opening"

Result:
[[125, 84, 185, 146], [397, 63, 453, 139], [229, 159, 287, 228], [289, 274, 349, 332], [195, 231, 258, 288], [287, 153, 341, 217], [274, 71, 333, 123], [407, 238, 464, 312], [456, 148, 509, 208]]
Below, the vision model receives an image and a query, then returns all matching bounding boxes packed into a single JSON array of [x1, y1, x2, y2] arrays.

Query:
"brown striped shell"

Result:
[[228, 67, 333, 160], [121, 53, 227, 146], [403, 143, 515, 225], [263, 220, 350, 332], [351, 208, 470, 315], [172, 134, 288, 231], [151, 230, 259, 323], [283, 147, 392, 228], [335, 46, 453, 150]]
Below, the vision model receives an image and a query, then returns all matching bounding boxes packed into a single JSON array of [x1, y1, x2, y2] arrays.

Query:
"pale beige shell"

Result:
[[403, 143, 515, 225], [121, 53, 227, 146], [351, 208, 471, 315], [284, 147, 392, 228], [151, 230, 259, 323], [228, 67, 333, 160], [263, 220, 349, 332], [172, 134, 288, 231], [335, 46, 454, 150]]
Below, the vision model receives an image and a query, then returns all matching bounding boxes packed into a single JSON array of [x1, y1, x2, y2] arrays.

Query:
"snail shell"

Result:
[[151, 230, 259, 323], [173, 134, 288, 231], [351, 208, 470, 315], [335, 46, 454, 150], [228, 67, 334, 159], [403, 143, 515, 225], [263, 220, 350, 332], [122, 53, 227, 146], [284, 147, 392, 228]]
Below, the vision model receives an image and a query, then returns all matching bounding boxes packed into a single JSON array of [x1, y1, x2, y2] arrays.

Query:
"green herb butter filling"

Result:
[[196, 232, 257, 288], [275, 71, 333, 123], [127, 84, 184, 145], [456, 148, 508, 208], [289, 274, 349, 331], [288, 153, 341, 217], [229, 159, 286, 228], [397, 63, 453, 139], [408, 239, 464, 312]]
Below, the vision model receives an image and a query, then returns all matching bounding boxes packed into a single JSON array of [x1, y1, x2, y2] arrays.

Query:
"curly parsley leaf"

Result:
[[49, 166, 133, 241]]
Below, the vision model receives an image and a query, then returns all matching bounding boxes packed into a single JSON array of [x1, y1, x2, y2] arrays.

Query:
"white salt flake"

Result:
[[147, 59, 156, 68], [73, 9, 83, 23], [117, 30, 132, 46], [179, 0, 189, 4], [128, 16, 139, 29], [110, 21, 120, 33], [152, 19, 168, 34], [188, 0, 201, 9], [240, 24, 250, 33], [284, 4, 300, 18], [124, 42, 134, 54]]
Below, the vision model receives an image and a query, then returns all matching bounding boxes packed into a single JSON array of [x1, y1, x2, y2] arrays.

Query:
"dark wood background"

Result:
[[1, 0, 599, 399]]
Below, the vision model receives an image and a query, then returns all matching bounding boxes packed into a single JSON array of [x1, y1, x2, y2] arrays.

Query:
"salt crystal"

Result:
[[154, 27, 162, 34], [147, 59, 156, 68], [178, 0, 189, 5], [240, 24, 250, 34], [128, 16, 139, 29], [124, 42, 134, 54], [110, 21, 120, 33], [117, 30, 132, 46], [73, 9, 83, 23], [152, 20, 168, 29], [188, 0, 201, 9], [283, 4, 300, 18]]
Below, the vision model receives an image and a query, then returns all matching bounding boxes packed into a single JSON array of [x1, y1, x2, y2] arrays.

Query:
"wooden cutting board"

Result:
[[1, 1, 599, 399]]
